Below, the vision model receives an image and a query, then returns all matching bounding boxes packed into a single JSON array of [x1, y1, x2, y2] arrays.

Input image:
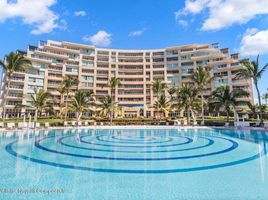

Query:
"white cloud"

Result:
[[177, 19, 189, 27], [83, 31, 112, 47], [240, 28, 268, 56], [59, 19, 68, 31], [0, 0, 59, 34], [177, 0, 268, 31], [74, 10, 86, 17], [129, 28, 147, 37], [181, 0, 210, 14]]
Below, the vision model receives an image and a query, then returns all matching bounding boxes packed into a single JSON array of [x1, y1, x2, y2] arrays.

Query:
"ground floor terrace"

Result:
[[3, 107, 179, 119]]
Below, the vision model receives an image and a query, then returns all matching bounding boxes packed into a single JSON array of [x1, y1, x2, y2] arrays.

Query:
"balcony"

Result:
[[118, 52, 144, 57], [191, 51, 225, 61], [119, 85, 144, 89], [118, 66, 143, 71], [35, 49, 69, 60], [6, 101, 22, 106], [7, 93, 23, 98], [10, 77, 25, 82], [118, 58, 144, 63], [9, 85, 24, 90], [118, 93, 144, 98]]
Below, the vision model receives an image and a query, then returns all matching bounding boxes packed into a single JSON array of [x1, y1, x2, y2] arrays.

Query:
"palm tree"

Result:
[[168, 86, 177, 99], [209, 85, 249, 124], [191, 65, 214, 125], [99, 95, 118, 120], [16, 90, 52, 128], [247, 102, 259, 119], [57, 86, 66, 119], [70, 90, 94, 124], [172, 84, 200, 124], [62, 75, 79, 121], [152, 80, 167, 122], [0, 52, 32, 119], [153, 95, 170, 120], [262, 92, 268, 105], [107, 76, 121, 125], [235, 55, 268, 126]]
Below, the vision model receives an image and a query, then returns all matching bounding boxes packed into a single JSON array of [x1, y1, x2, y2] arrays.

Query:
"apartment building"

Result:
[[0, 40, 254, 118]]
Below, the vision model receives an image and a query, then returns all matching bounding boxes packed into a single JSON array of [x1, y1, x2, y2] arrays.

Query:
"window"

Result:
[[167, 63, 178, 68], [214, 79, 228, 86], [167, 57, 178, 62], [168, 76, 179, 81], [82, 61, 94, 67], [80, 82, 93, 87], [68, 54, 79, 59], [28, 85, 44, 90], [80, 49, 95, 55], [81, 76, 94, 81], [28, 77, 44, 83], [32, 62, 46, 69], [181, 56, 191, 60], [66, 67, 79, 73], [181, 62, 193, 67], [166, 50, 178, 56]]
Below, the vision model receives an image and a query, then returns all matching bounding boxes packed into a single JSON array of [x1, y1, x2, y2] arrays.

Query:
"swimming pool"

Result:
[[0, 127, 268, 199]]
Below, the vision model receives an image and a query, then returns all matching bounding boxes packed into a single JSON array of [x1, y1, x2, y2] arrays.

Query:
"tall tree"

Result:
[[70, 90, 94, 123], [236, 55, 268, 126], [168, 86, 177, 100], [16, 89, 52, 128], [191, 65, 214, 125], [152, 80, 167, 123], [107, 76, 121, 125], [62, 75, 79, 121], [247, 102, 259, 119], [99, 95, 118, 120], [210, 85, 249, 123], [153, 95, 170, 120], [57, 85, 66, 119], [172, 84, 200, 124], [262, 92, 268, 105], [0, 52, 32, 119]]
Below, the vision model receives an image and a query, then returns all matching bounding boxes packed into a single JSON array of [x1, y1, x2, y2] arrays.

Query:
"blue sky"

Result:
[[0, 0, 268, 98]]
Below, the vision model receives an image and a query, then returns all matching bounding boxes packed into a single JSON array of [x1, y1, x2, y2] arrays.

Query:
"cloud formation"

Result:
[[0, 0, 59, 34], [177, 0, 268, 31], [83, 31, 112, 47], [129, 28, 147, 37], [240, 28, 268, 56], [74, 11, 86, 17]]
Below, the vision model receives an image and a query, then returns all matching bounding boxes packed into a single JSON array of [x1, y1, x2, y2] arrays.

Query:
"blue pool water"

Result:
[[0, 127, 268, 199]]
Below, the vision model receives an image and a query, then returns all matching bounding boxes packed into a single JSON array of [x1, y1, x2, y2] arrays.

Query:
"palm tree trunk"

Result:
[[186, 108, 190, 125], [76, 112, 82, 125], [64, 91, 69, 121], [110, 110, 112, 125], [159, 109, 162, 123], [255, 80, 264, 126], [110, 89, 114, 125], [2, 79, 11, 120], [201, 94, 204, 125], [34, 109, 38, 128], [60, 94, 64, 119], [157, 93, 160, 124]]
